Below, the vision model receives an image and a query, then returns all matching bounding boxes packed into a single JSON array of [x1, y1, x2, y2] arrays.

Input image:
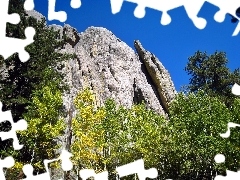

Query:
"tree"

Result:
[[0, 1, 73, 178], [102, 99, 167, 179], [70, 88, 106, 177], [70, 89, 170, 179], [184, 51, 240, 106], [0, 0, 71, 121], [4, 82, 66, 179], [167, 91, 240, 179], [0, 0, 72, 160]]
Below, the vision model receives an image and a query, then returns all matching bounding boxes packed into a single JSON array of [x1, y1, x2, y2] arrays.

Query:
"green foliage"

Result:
[[71, 88, 106, 172], [223, 97, 240, 172], [181, 50, 240, 179], [4, 83, 66, 178], [71, 89, 168, 179], [0, 0, 72, 121], [167, 91, 240, 179], [103, 99, 168, 167], [2, 87, 238, 179], [1, 3, 239, 179], [0, 1, 72, 177], [70, 89, 240, 179], [184, 51, 240, 106]]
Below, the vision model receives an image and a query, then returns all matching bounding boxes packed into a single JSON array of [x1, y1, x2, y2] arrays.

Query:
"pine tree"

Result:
[[0, 0, 72, 121], [184, 51, 240, 106]]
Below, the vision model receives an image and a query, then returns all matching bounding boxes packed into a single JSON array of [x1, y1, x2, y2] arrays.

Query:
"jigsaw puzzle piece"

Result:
[[2, 0, 20, 24], [207, 0, 240, 22], [232, 22, 240, 36], [110, 0, 184, 25], [206, 0, 240, 36], [22, 163, 51, 180], [58, 149, 73, 171], [0, 27, 35, 62], [214, 170, 240, 180], [110, 0, 124, 14], [214, 130, 240, 180], [70, 0, 81, 9], [130, 0, 146, 19], [109, 0, 240, 35], [21, 149, 73, 180], [24, 0, 35, 11], [48, 0, 67, 22], [207, 0, 240, 36], [48, 0, 81, 22], [79, 169, 108, 180], [0, 0, 20, 37], [220, 122, 240, 138], [110, 0, 147, 18], [131, 0, 185, 25], [182, 0, 207, 29], [0, 0, 36, 62], [0, 156, 14, 180], [150, 0, 185, 25], [214, 154, 225, 164], [0, 101, 28, 150], [116, 159, 158, 180], [21, 158, 60, 179], [232, 83, 240, 96], [6, 12, 20, 25]]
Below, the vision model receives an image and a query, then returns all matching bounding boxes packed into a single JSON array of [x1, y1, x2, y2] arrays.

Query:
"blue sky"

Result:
[[34, 0, 240, 92]]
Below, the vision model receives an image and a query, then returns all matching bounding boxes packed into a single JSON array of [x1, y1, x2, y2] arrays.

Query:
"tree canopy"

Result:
[[0, 0, 72, 177], [184, 51, 240, 107], [0, 0, 72, 121], [167, 91, 240, 179]]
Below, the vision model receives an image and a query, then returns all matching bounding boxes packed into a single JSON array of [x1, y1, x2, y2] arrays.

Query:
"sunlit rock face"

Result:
[[26, 10, 177, 118], [59, 25, 177, 117], [25, 10, 177, 180]]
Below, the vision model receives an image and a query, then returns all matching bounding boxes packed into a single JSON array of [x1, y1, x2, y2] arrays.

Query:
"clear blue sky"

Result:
[[34, 0, 240, 92]]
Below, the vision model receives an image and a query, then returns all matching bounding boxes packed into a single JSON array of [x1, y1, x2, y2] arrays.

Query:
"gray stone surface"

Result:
[[24, 10, 177, 116], [17, 11, 177, 179], [134, 40, 177, 113], [25, 10, 46, 22], [59, 26, 177, 117]]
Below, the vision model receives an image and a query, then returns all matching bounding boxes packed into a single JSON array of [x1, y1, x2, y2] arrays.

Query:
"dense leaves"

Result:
[[70, 89, 169, 179], [167, 91, 235, 179], [0, 0, 72, 121], [180, 50, 240, 178], [70, 89, 240, 179], [0, 0, 71, 178], [71, 88, 106, 173], [1, 2, 240, 179], [5, 83, 66, 178]]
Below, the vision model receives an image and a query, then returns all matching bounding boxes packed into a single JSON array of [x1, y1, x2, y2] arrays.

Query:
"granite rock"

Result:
[[24, 10, 178, 179]]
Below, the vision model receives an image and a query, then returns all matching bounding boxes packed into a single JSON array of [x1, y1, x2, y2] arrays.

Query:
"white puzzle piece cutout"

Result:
[[0, 0, 35, 62], [0, 101, 28, 150]]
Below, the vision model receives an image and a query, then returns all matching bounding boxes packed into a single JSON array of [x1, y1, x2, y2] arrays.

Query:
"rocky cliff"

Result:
[[26, 10, 177, 179], [59, 25, 177, 117], [26, 10, 177, 118]]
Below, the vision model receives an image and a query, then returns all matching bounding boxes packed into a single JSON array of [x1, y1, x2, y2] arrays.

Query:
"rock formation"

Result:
[[134, 40, 177, 113], [58, 25, 177, 117], [26, 10, 177, 117], [25, 10, 177, 179]]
